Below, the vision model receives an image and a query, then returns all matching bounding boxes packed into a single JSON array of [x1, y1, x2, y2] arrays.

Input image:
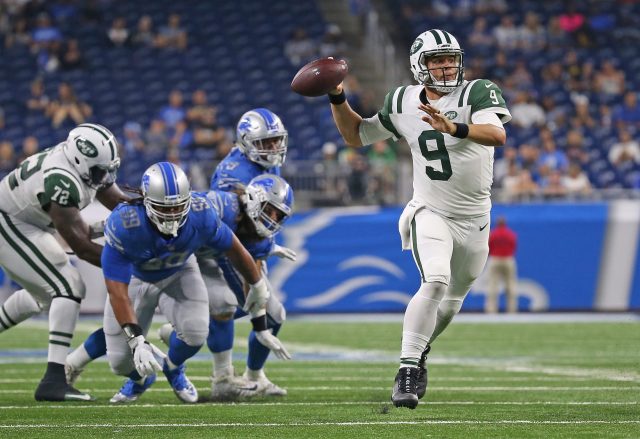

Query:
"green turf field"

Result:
[[0, 318, 638, 438]]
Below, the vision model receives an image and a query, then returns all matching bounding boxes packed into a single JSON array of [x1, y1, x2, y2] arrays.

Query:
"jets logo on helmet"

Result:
[[243, 174, 293, 239], [236, 108, 288, 168], [141, 162, 192, 237], [409, 29, 464, 93], [75, 138, 98, 157], [64, 123, 121, 190]]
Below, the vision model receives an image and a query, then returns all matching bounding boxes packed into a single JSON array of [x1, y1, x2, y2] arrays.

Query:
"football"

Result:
[[290, 57, 349, 97]]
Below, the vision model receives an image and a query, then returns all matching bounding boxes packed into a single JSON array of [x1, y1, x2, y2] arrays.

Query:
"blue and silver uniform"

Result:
[[210, 147, 281, 192], [102, 194, 233, 283]]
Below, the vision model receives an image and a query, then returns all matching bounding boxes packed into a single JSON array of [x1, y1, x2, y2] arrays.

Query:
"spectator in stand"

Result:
[[487, 50, 509, 83], [186, 89, 214, 126], [25, 78, 50, 113], [16, 136, 39, 163], [191, 108, 227, 155], [570, 95, 596, 129], [513, 169, 540, 201], [107, 17, 130, 47], [284, 27, 317, 66], [612, 92, 640, 129], [538, 137, 568, 174], [46, 82, 92, 128], [562, 162, 592, 196], [468, 17, 494, 51], [541, 169, 568, 199], [518, 12, 546, 52], [0, 141, 16, 179], [493, 146, 518, 187], [30, 13, 63, 53], [60, 38, 85, 70], [541, 96, 567, 132], [346, 152, 369, 204], [485, 216, 518, 314], [367, 140, 397, 205], [156, 13, 188, 50], [318, 141, 348, 203], [158, 89, 186, 131], [145, 118, 171, 159], [4, 17, 30, 48], [510, 91, 545, 129], [546, 17, 569, 49], [500, 162, 522, 200], [564, 129, 589, 165], [519, 143, 541, 180], [169, 120, 193, 152], [474, 0, 507, 15], [608, 129, 640, 168], [558, 2, 592, 47], [131, 15, 156, 48], [121, 121, 145, 158], [319, 24, 347, 59], [594, 60, 625, 98], [493, 15, 519, 52]]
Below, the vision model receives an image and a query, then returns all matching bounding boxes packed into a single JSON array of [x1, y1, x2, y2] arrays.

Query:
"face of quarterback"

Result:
[[426, 54, 460, 84]]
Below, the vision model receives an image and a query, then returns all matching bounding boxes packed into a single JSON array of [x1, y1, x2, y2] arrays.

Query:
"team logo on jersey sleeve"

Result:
[[410, 38, 423, 55], [444, 111, 458, 120], [75, 138, 98, 157]]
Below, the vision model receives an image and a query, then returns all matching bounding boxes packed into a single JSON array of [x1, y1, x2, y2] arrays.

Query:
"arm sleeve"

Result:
[[359, 114, 394, 145], [101, 243, 133, 283], [471, 110, 504, 128]]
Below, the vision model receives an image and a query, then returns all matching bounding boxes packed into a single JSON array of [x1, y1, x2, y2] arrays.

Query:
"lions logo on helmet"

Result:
[[64, 123, 121, 190], [236, 108, 288, 168], [409, 29, 464, 93], [141, 162, 192, 237], [243, 174, 293, 239]]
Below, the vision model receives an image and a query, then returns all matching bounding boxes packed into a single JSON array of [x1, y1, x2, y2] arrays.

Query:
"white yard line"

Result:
[[1, 420, 639, 428]]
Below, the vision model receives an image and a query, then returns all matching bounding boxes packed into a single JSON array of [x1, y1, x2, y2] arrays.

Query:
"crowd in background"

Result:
[[0, 0, 638, 206]]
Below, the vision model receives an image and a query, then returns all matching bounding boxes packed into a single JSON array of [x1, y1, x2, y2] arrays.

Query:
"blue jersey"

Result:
[[102, 194, 233, 283], [209, 146, 281, 191], [198, 190, 273, 260]]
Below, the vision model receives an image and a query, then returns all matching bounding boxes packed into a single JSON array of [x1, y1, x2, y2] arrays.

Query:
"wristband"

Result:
[[122, 323, 143, 340], [250, 315, 268, 332], [452, 123, 469, 139], [328, 90, 346, 105]]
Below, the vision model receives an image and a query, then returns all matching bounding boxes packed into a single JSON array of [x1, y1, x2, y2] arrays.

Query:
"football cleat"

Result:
[[391, 367, 419, 409], [244, 370, 287, 396], [211, 369, 260, 401], [157, 323, 173, 346], [64, 362, 84, 386], [416, 345, 431, 399], [110, 374, 156, 404], [163, 359, 198, 403], [35, 378, 95, 402]]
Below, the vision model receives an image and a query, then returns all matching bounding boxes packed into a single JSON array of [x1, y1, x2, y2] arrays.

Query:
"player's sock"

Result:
[[400, 282, 446, 368], [207, 318, 235, 376], [167, 331, 200, 368], [127, 370, 146, 385], [48, 297, 80, 365], [0, 289, 41, 333], [83, 327, 107, 359], [247, 323, 281, 370]]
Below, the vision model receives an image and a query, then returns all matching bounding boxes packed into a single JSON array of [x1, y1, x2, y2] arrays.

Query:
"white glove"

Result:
[[128, 335, 162, 377], [243, 278, 270, 314], [270, 244, 297, 261], [255, 329, 292, 360], [89, 220, 106, 239]]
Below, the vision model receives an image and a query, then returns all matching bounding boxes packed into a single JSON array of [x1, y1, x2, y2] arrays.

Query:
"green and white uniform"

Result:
[[0, 144, 95, 305], [359, 79, 510, 290]]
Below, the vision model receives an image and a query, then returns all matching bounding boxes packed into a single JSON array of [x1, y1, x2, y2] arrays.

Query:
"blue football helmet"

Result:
[[236, 108, 288, 168], [141, 162, 191, 236], [243, 174, 293, 238]]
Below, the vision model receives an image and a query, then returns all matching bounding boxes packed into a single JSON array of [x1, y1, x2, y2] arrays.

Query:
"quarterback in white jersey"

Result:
[[0, 123, 129, 401], [326, 29, 510, 409]]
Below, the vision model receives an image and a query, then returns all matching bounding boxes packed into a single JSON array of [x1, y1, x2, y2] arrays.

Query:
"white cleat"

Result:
[[244, 370, 288, 396], [211, 373, 260, 401], [64, 362, 84, 386]]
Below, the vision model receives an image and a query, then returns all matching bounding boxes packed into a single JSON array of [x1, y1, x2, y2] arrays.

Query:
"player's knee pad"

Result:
[[15, 289, 44, 314], [266, 297, 286, 325], [107, 346, 135, 376], [176, 316, 209, 346], [423, 257, 450, 284], [59, 265, 86, 300], [417, 281, 448, 302]]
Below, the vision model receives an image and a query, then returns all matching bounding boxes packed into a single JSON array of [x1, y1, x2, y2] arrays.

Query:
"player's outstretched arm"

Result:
[[50, 203, 103, 266], [328, 83, 364, 147], [95, 183, 133, 210]]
